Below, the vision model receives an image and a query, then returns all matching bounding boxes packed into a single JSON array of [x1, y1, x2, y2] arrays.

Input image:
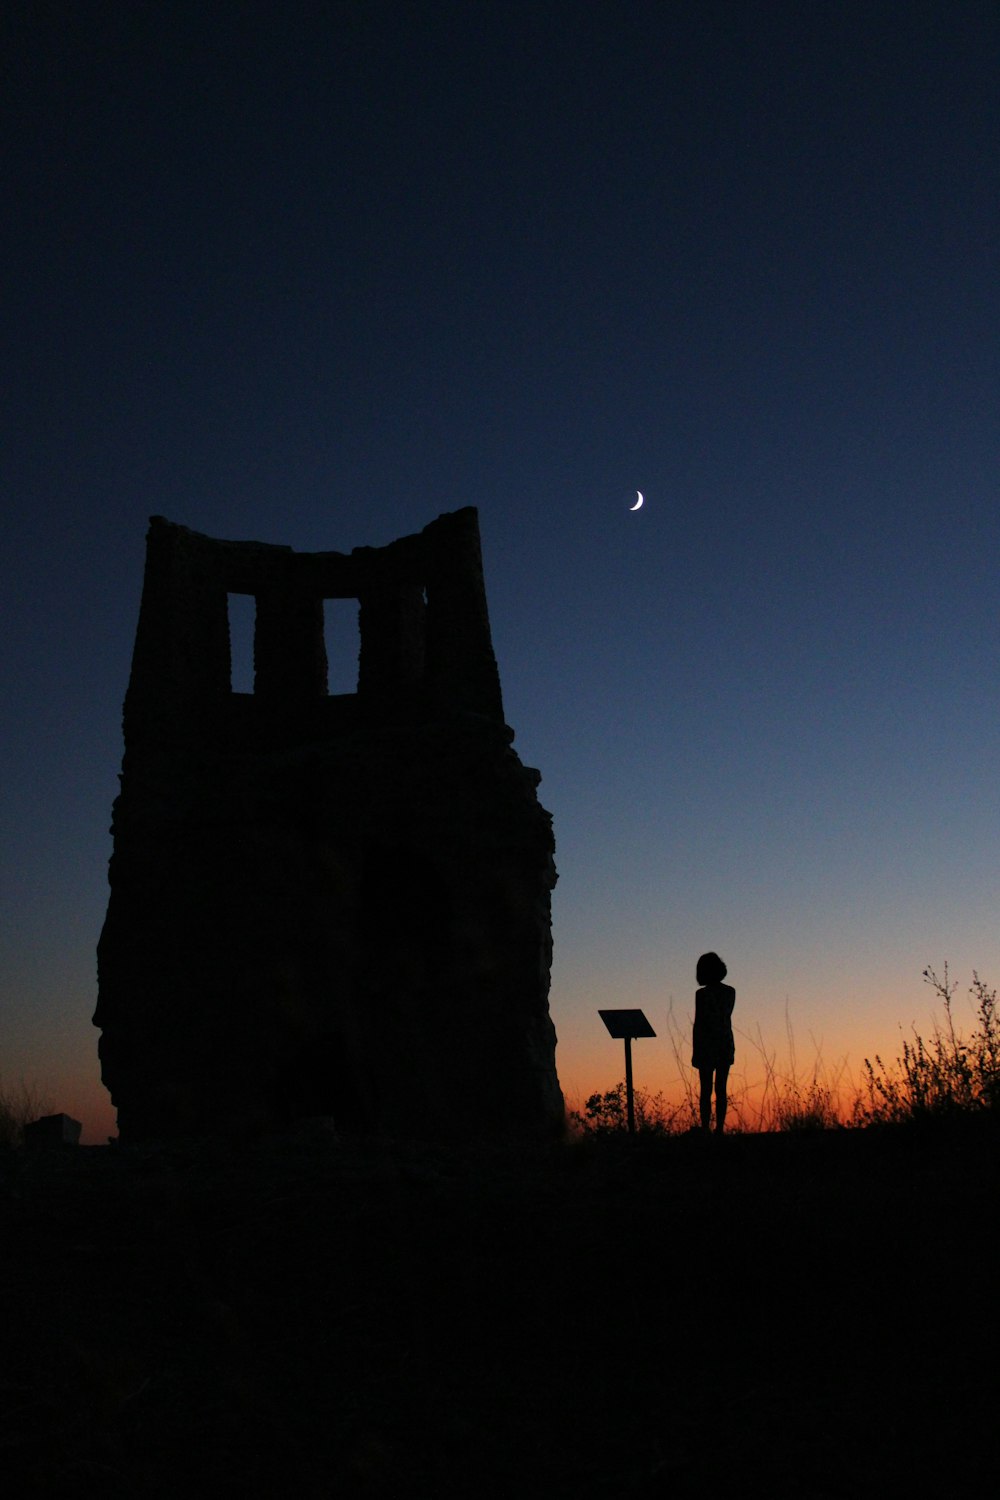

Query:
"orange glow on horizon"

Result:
[[9, 961, 993, 1146], [550, 971, 982, 1134]]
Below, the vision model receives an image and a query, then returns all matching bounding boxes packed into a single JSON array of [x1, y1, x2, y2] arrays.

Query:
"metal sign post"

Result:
[[598, 1009, 657, 1136]]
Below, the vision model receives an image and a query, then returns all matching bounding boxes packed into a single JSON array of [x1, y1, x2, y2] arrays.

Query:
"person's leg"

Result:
[[715, 1064, 730, 1133], [698, 1068, 713, 1131]]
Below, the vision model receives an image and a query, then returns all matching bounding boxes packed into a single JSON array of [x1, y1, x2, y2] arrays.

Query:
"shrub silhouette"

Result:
[[0, 1077, 50, 1148], [857, 965, 1000, 1125], [569, 1081, 695, 1137]]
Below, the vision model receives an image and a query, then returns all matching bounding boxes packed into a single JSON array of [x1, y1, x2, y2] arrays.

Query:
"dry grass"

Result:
[[570, 965, 999, 1137]]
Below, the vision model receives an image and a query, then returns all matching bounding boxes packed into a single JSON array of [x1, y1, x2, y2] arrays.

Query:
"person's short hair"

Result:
[[696, 951, 727, 985]]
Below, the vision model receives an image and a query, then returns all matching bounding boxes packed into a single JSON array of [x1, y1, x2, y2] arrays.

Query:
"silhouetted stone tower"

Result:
[[95, 509, 563, 1141]]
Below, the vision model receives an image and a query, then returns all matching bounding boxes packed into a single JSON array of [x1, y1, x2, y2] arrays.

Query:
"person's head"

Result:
[[696, 951, 727, 985]]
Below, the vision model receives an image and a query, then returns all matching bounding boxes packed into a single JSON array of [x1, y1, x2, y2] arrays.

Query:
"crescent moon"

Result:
[[630, 490, 644, 511]]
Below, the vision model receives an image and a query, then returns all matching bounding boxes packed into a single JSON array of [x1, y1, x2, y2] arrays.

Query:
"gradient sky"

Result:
[[4, 2, 998, 1141]]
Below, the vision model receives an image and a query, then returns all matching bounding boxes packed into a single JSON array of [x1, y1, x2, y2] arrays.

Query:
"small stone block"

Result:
[[23, 1113, 83, 1148]]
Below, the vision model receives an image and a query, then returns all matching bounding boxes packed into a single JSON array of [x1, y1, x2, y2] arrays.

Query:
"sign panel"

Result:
[[598, 1008, 656, 1040]]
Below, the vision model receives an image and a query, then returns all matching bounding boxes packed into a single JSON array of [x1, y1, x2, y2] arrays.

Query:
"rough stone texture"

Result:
[[95, 509, 563, 1142]]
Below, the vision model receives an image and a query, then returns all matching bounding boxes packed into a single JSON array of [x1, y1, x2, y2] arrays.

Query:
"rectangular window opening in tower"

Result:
[[323, 598, 361, 695], [227, 592, 256, 693]]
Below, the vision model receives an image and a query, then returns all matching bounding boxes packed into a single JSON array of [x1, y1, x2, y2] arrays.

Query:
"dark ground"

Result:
[[2, 1121, 996, 1498]]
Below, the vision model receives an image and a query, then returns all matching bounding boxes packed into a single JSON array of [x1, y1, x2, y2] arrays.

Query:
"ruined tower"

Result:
[[95, 509, 563, 1141]]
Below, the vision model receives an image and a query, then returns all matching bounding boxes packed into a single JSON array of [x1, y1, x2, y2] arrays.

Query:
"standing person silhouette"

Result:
[[692, 952, 735, 1134]]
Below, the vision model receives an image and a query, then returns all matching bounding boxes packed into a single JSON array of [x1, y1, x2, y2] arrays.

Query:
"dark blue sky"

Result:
[[3, 1, 998, 1135]]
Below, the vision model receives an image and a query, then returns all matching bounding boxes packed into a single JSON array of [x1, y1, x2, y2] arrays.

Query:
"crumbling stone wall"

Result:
[[95, 509, 563, 1141]]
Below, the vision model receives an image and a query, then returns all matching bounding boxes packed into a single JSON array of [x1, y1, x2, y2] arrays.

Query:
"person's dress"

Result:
[[691, 982, 736, 1069]]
